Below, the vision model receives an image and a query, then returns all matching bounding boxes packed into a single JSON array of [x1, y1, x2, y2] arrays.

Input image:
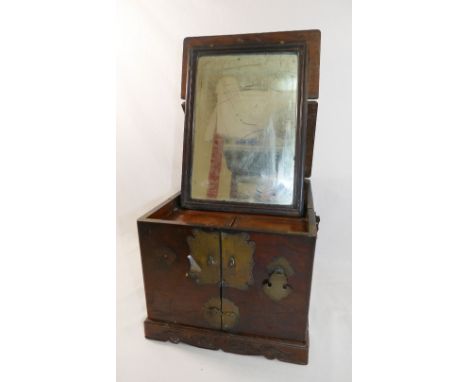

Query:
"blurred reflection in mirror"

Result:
[[191, 53, 299, 205]]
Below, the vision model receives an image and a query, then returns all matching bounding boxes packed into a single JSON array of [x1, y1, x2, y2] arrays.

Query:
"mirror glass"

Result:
[[190, 52, 299, 205]]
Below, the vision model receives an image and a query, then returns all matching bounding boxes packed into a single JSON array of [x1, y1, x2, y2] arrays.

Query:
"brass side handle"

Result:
[[263, 267, 292, 301]]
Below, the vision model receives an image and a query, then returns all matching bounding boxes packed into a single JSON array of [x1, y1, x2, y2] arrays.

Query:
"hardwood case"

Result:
[[137, 30, 320, 365], [138, 181, 318, 364]]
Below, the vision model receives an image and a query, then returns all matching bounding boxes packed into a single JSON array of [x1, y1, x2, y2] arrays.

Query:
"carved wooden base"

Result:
[[144, 318, 309, 365]]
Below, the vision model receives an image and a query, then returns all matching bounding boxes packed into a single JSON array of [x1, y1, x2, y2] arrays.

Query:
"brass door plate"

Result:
[[187, 230, 220, 285], [221, 232, 255, 290], [187, 230, 255, 290]]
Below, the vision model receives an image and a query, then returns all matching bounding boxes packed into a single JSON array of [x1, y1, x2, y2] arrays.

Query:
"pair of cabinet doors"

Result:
[[139, 222, 315, 342]]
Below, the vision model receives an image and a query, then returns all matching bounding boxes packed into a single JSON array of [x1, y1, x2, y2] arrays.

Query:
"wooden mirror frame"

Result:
[[180, 31, 319, 217]]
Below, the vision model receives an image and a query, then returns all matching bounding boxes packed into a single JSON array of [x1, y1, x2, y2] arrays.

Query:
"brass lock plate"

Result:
[[203, 297, 222, 328], [186, 230, 220, 285], [203, 297, 239, 329], [221, 232, 255, 290]]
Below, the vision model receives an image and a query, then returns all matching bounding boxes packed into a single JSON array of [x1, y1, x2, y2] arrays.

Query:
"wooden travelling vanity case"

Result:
[[137, 30, 321, 365]]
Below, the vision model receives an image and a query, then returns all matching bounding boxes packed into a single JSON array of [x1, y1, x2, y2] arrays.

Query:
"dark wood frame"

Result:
[[181, 42, 309, 217], [180, 30, 321, 100]]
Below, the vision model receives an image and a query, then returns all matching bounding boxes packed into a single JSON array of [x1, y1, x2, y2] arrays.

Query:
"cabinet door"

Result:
[[138, 223, 222, 330], [220, 231, 316, 342]]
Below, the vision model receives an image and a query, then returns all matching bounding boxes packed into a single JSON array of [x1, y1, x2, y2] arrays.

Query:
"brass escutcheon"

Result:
[[221, 232, 255, 290]]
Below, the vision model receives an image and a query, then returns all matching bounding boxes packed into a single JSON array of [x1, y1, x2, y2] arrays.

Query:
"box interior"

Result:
[[145, 194, 313, 235]]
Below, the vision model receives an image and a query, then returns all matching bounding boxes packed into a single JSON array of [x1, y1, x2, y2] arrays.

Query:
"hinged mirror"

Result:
[[180, 31, 320, 216]]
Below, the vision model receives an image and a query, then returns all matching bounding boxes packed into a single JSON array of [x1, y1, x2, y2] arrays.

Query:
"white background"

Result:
[[1, 1, 468, 382], [117, 1, 351, 381]]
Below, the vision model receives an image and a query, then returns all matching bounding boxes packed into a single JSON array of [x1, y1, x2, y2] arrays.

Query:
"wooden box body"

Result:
[[138, 181, 318, 364]]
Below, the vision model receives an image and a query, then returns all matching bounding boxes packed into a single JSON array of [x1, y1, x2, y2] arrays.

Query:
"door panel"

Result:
[[138, 223, 222, 330]]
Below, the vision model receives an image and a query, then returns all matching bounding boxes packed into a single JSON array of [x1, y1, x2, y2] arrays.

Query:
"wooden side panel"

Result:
[[181, 30, 321, 99], [305, 101, 318, 178], [138, 222, 221, 330], [221, 232, 316, 342]]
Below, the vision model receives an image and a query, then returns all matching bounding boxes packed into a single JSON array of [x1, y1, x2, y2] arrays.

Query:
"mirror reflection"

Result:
[[191, 53, 299, 205]]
